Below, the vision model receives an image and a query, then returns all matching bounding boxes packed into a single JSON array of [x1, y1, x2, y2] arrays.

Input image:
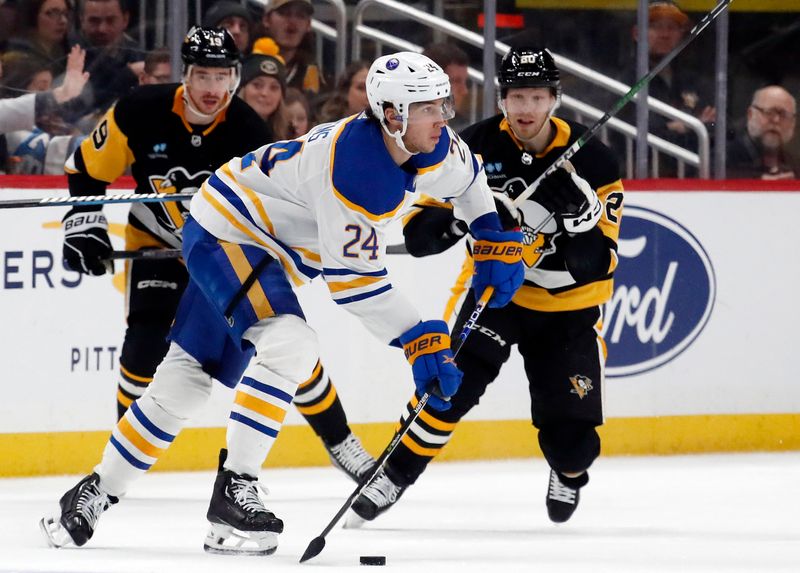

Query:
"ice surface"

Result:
[[1, 453, 798, 572]]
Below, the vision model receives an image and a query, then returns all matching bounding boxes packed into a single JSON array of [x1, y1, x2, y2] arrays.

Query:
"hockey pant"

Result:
[[385, 290, 606, 487], [114, 229, 351, 445]]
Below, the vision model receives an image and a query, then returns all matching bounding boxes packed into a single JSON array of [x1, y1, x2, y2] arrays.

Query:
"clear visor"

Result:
[[502, 90, 556, 114], [406, 96, 456, 123], [185, 66, 239, 92]]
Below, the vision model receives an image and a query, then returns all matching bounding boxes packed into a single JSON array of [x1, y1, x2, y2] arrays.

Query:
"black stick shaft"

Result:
[[513, 0, 732, 206], [109, 249, 182, 260], [300, 286, 494, 562]]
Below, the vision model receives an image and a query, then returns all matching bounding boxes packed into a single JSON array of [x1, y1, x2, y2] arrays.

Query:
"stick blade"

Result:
[[299, 536, 326, 563]]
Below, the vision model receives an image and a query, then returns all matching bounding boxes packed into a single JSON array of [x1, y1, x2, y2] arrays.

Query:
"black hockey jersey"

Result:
[[65, 83, 270, 249], [406, 114, 624, 313]]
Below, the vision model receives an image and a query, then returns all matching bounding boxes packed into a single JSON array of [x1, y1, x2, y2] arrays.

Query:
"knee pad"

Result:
[[145, 342, 213, 420], [243, 314, 319, 383], [538, 422, 600, 475]]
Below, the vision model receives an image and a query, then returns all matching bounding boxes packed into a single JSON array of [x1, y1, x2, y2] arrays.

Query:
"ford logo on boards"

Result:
[[603, 206, 716, 377]]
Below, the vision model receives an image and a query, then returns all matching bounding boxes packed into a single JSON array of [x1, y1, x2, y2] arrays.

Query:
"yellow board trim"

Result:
[[2, 413, 798, 477]]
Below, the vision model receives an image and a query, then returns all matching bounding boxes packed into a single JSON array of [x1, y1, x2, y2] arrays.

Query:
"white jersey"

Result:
[[190, 114, 495, 343]]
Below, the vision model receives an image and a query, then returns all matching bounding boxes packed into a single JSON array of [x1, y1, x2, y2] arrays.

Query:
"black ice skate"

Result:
[[546, 469, 589, 523], [39, 472, 119, 548], [345, 470, 406, 529], [326, 433, 376, 483], [204, 449, 284, 556]]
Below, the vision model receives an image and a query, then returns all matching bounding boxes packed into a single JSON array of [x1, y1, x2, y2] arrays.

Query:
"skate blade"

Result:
[[39, 516, 74, 548], [342, 510, 367, 530], [203, 523, 278, 556]]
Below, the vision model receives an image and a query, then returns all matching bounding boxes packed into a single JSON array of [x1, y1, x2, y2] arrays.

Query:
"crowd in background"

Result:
[[0, 0, 797, 179]]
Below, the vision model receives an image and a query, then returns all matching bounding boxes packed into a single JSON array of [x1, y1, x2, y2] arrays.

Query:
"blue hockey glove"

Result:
[[62, 208, 113, 276], [399, 320, 463, 412], [471, 227, 524, 308]]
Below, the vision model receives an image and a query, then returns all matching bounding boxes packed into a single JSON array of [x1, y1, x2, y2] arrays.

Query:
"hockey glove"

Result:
[[493, 191, 523, 230], [533, 167, 602, 234], [62, 209, 113, 276], [400, 320, 463, 412], [471, 227, 524, 308]]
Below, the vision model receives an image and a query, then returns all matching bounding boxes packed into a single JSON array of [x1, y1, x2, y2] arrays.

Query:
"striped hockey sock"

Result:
[[225, 363, 297, 477], [94, 393, 183, 497], [293, 361, 350, 446]]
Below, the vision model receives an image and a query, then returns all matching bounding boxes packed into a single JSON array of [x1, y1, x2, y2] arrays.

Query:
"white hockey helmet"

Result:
[[367, 52, 452, 153]]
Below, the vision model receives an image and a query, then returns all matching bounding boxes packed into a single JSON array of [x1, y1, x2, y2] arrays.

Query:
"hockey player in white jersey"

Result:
[[40, 52, 525, 556]]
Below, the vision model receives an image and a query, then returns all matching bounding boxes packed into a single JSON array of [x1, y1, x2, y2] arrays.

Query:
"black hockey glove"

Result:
[[62, 208, 113, 276], [533, 166, 602, 233], [493, 191, 523, 230]]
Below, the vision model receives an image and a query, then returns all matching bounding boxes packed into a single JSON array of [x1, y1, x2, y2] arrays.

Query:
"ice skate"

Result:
[[546, 469, 588, 523], [326, 433, 376, 483], [203, 449, 283, 555], [345, 470, 406, 529], [40, 472, 118, 548]]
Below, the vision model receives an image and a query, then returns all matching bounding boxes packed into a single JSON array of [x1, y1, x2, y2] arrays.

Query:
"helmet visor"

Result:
[[407, 96, 456, 124]]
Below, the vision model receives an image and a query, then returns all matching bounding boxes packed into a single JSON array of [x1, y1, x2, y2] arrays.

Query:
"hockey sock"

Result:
[[116, 364, 152, 420], [225, 362, 298, 477], [95, 393, 183, 497], [293, 361, 350, 446]]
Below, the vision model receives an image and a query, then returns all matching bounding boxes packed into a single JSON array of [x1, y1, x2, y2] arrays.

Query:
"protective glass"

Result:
[[502, 90, 556, 114], [406, 96, 456, 123]]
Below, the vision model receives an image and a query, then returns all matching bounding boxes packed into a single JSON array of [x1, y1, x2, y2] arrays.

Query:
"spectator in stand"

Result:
[[423, 42, 471, 130], [138, 47, 171, 85], [76, 0, 144, 115], [626, 1, 715, 175], [256, 0, 324, 96], [3, 0, 75, 76], [315, 60, 368, 123], [237, 49, 291, 140], [0, 45, 88, 173], [284, 86, 311, 137], [727, 85, 798, 180], [202, 0, 253, 54]]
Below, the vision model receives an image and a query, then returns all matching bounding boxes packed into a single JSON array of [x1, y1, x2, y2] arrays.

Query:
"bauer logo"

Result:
[[602, 206, 716, 377]]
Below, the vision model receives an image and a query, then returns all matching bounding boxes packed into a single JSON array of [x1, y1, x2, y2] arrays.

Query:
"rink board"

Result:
[[0, 177, 798, 476]]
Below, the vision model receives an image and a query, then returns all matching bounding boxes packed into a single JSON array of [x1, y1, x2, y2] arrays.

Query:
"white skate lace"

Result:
[[230, 477, 269, 514], [329, 434, 374, 477], [76, 483, 113, 528], [362, 472, 401, 508], [548, 471, 577, 504]]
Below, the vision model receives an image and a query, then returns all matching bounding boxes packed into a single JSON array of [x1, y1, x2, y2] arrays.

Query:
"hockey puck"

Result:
[[360, 555, 386, 566]]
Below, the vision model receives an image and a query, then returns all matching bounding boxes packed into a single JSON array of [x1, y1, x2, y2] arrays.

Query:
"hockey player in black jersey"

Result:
[[44, 27, 374, 553], [350, 47, 624, 526]]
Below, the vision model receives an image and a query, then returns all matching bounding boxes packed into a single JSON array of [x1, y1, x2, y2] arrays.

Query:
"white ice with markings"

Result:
[[1, 453, 798, 572]]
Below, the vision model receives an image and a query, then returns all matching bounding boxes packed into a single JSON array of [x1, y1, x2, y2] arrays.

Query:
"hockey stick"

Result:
[[108, 245, 409, 262], [512, 0, 732, 208], [0, 191, 194, 210], [109, 249, 182, 260], [300, 286, 495, 563]]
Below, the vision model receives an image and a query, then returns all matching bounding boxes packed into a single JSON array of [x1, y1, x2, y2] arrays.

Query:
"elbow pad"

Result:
[[404, 207, 468, 257]]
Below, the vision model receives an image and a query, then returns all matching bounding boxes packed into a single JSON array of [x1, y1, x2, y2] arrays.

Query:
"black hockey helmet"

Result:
[[181, 26, 240, 69], [498, 47, 560, 97]]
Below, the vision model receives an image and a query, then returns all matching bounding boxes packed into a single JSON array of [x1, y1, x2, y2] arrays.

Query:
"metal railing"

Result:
[[351, 0, 710, 178]]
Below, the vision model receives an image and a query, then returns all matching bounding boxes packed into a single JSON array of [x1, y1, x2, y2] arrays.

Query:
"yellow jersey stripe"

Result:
[[222, 162, 276, 236], [220, 242, 274, 321], [326, 275, 384, 293]]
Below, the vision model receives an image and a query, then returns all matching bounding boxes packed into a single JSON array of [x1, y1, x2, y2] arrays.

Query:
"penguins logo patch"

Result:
[[569, 375, 593, 399]]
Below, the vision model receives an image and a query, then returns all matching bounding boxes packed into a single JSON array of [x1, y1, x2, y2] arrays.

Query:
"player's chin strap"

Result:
[[181, 64, 241, 124], [380, 117, 417, 155]]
